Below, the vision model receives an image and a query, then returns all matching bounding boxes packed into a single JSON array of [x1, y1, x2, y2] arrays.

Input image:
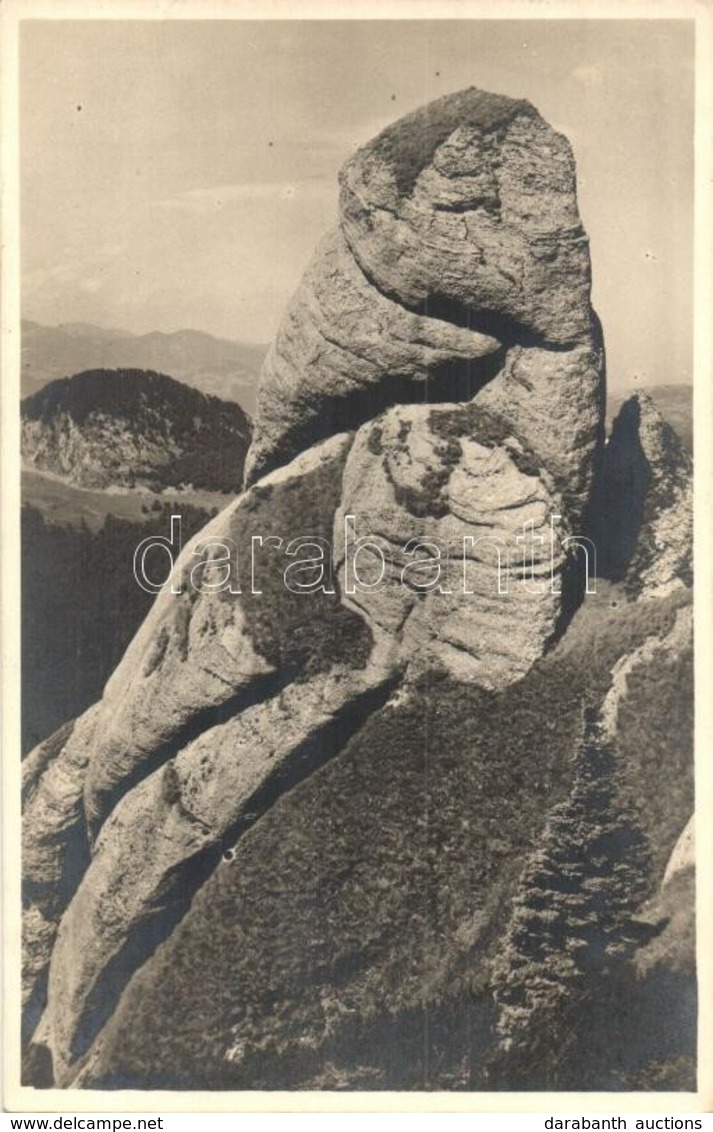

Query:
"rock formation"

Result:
[[21, 320, 267, 409], [21, 88, 694, 1092], [22, 368, 251, 492]]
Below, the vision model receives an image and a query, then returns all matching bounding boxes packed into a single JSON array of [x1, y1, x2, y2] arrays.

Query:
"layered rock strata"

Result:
[[21, 89, 695, 1092]]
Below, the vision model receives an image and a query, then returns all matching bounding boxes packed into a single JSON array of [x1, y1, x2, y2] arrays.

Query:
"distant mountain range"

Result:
[[21, 320, 268, 414], [22, 368, 252, 493]]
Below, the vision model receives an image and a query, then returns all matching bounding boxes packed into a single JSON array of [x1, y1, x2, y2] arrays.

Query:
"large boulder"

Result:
[[22, 89, 696, 1094], [334, 402, 576, 688]]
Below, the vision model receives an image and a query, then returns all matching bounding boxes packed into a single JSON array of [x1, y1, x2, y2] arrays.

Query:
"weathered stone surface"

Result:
[[662, 815, 694, 889], [81, 434, 356, 835], [634, 835, 695, 981], [475, 335, 605, 527], [35, 395, 586, 1081], [592, 393, 692, 597], [334, 402, 575, 688], [21, 369, 251, 492], [80, 505, 274, 836], [246, 87, 603, 488], [244, 228, 504, 483]]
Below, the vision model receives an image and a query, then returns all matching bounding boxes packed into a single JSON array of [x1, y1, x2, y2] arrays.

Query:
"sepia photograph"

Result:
[[2, 1, 711, 1113]]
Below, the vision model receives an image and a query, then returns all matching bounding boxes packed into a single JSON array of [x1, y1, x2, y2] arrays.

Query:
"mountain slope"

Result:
[[21, 321, 267, 413], [21, 368, 251, 493]]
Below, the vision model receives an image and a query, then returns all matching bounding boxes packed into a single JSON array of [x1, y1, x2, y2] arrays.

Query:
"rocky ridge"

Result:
[[22, 368, 252, 493]]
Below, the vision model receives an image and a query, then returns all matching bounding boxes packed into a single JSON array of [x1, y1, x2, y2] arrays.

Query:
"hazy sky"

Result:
[[21, 19, 693, 390]]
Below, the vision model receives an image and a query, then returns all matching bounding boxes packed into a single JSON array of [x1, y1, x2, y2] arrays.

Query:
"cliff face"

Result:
[[22, 88, 694, 1092], [21, 368, 252, 493]]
